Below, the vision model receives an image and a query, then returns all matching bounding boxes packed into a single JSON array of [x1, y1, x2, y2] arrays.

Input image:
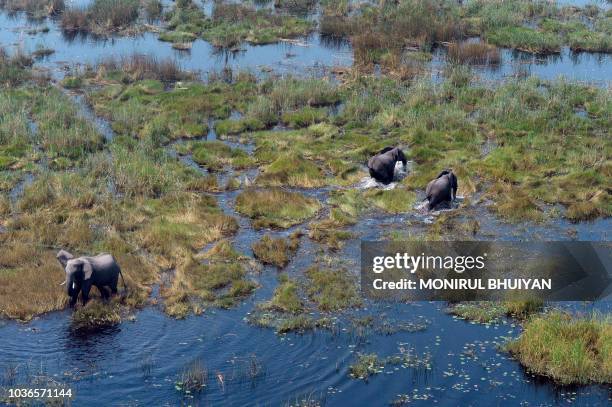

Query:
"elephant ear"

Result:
[[82, 260, 93, 280]]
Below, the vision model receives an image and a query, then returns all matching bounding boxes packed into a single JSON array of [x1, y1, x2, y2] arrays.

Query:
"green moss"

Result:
[[235, 188, 321, 229], [506, 313, 611, 385]]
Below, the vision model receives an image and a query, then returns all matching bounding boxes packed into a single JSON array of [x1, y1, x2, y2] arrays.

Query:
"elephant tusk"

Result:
[[59, 281, 66, 286]]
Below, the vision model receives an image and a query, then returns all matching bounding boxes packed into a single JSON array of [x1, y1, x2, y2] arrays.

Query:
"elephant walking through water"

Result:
[[425, 169, 458, 211], [57, 251, 127, 307], [367, 147, 407, 184]]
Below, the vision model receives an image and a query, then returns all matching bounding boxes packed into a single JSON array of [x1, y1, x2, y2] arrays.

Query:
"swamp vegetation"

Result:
[[0, 0, 611, 401]]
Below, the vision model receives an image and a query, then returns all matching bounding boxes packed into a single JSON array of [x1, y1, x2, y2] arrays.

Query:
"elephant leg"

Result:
[[69, 295, 78, 308], [110, 282, 118, 296], [81, 281, 92, 305], [427, 195, 441, 211], [97, 285, 110, 300]]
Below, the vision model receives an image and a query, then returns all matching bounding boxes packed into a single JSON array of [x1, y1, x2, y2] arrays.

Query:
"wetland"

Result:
[[0, 0, 611, 405]]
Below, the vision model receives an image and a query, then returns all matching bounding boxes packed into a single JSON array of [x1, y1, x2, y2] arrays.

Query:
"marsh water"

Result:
[[1, 2, 611, 406]]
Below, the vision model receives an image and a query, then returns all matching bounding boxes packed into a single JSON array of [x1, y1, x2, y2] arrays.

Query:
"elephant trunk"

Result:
[[66, 274, 75, 296]]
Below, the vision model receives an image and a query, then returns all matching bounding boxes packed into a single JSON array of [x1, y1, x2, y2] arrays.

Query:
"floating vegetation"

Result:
[[506, 312, 612, 385], [448, 300, 543, 324], [61, 0, 143, 35], [0, 0, 64, 18], [175, 358, 207, 394], [349, 347, 433, 381]]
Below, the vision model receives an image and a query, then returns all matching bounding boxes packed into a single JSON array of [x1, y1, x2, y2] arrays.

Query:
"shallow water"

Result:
[[1, 3, 611, 406]]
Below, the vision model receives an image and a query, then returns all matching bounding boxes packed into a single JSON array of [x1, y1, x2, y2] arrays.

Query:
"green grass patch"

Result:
[[506, 313, 611, 385], [256, 153, 324, 188], [235, 188, 321, 229], [487, 26, 561, 54], [305, 267, 361, 311], [251, 232, 301, 268], [71, 300, 122, 331], [365, 188, 416, 214], [449, 300, 543, 324]]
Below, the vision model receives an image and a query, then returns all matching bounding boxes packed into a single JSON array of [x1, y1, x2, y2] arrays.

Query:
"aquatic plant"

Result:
[[71, 300, 121, 330], [448, 300, 543, 324], [348, 353, 382, 380], [256, 153, 324, 188], [486, 26, 561, 54], [506, 313, 611, 385], [252, 233, 301, 268], [176, 359, 207, 393], [263, 275, 304, 313], [205, 2, 313, 48], [447, 41, 501, 65], [274, 0, 317, 14], [305, 267, 361, 311], [235, 188, 321, 229], [94, 54, 194, 83], [0, 0, 64, 18], [61, 0, 140, 34], [144, 0, 162, 21], [0, 48, 32, 87], [187, 140, 255, 171]]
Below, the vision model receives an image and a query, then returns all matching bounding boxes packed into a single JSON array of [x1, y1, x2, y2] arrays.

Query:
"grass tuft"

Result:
[[506, 313, 611, 385], [235, 188, 321, 229]]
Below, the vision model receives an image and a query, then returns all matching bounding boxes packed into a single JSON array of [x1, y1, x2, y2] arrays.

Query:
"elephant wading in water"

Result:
[[57, 251, 127, 307], [367, 147, 407, 184], [425, 169, 458, 211]]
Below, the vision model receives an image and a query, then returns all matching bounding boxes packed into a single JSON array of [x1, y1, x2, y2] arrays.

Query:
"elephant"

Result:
[[56, 249, 74, 268], [425, 169, 458, 211], [58, 252, 126, 307], [367, 147, 407, 184]]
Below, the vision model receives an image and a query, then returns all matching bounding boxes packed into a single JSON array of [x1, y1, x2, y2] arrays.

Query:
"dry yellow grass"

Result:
[[0, 245, 66, 321]]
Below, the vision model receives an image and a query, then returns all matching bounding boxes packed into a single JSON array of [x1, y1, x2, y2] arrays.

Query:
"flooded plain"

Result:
[[1, 1, 611, 406]]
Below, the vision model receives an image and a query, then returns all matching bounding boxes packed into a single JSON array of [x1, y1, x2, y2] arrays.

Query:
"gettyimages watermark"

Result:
[[361, 241, 612, 302]]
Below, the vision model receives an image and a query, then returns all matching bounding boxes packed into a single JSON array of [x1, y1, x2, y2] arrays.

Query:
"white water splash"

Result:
[[356, 161, 410, 190], [414, 196, 465, 223]]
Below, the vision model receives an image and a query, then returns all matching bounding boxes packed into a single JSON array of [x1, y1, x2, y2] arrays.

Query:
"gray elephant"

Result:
[[425, 169, 458, 211], [57, 251, 126, 307], [56, 249, 74, 268], [367, 147, 407, 184]]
